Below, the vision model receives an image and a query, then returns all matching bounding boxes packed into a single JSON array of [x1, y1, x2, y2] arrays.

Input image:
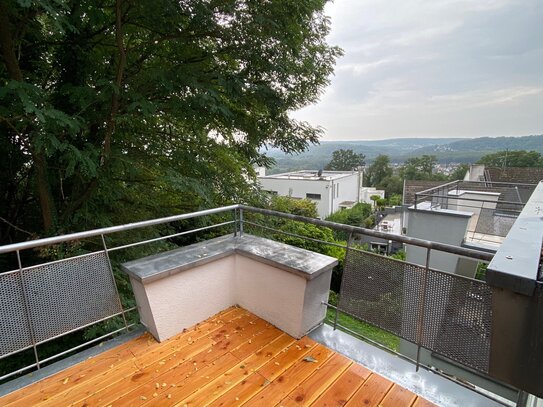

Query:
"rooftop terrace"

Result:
[[259, 170, 357, 181], [0, 307, 435, 406], [0, 198, 542, 406]]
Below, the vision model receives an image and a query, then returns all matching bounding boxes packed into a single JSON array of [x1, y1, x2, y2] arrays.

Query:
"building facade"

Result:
[[258, 170, 361, 218]]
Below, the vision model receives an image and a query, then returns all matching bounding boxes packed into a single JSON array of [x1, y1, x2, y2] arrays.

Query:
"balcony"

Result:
[[0, 190, 542, 406]]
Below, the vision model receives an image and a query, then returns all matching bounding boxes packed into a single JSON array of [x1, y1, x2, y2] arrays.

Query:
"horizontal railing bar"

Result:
[[19, 250, 104, 271], [38, 323, 136, 365], [416, 180, 460, 195], [0, 205, 239, 255], [107, 221, 235, 252], [35, 307, 137, 346], [0, 362, 39, 383], [415, 194, 526, 206], [240, 205, 494, 261], [243, 221, 348, 250], [0, 345, 35, 361]]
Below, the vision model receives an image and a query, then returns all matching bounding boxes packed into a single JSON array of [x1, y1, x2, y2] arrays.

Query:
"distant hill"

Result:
[[265, 135, 543, 174]]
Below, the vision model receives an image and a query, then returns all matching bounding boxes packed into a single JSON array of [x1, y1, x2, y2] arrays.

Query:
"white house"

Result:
[[359, 187, 386, 204], [258, 170, 362, 219]]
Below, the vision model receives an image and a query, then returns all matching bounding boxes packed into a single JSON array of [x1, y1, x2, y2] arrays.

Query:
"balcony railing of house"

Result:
[[0, 202, 542, 405], [414, 180, 537, 239]]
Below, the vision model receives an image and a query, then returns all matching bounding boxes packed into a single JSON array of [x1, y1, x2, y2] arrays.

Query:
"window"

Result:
[[336, 184, 339, 197], [264, 190, 278, 195], [306, 193, 321, 200]]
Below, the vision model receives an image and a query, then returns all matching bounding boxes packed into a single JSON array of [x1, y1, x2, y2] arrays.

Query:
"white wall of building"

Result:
[[360, 187, 386, 204], [258, 172, 361, 219]]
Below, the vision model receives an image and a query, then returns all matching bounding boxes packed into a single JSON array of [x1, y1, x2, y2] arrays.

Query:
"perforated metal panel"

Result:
[[21, 252, 122, 344], [0, 271, 33, 356], [475, 208, 516, 237], [339, 249, 493, 373]]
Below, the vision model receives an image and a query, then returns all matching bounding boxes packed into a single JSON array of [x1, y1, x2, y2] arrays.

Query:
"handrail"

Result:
[[0, 203, 494, 261], [0, 205, 240, 255], [240, 205, 494, 261]]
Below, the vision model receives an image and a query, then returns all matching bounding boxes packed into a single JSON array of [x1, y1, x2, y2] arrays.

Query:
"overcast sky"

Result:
[[292, 0, 543, 140]]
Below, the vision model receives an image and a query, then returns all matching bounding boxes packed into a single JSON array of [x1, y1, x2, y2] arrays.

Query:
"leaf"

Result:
[[303, 356, 318, 363]]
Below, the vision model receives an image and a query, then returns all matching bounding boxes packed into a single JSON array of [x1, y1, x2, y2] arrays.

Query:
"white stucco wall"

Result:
[[133, 254, 332, 341], [258, 173, 360, 218]]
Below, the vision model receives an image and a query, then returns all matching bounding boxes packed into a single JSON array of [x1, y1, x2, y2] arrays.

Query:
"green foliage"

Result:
[[477, 150, 543, 168], [324, 149, 365, 171], [366, 154, 392, 186], [400, 155, 438, 180], [388, 194, 402, 206], [325, 307, 399, 351], [325, 203, 372, 227], [268, 196, 318, 218], [0, 0, 341, 245], [377, 175, 404, 197], [449, 163, 470, 180]]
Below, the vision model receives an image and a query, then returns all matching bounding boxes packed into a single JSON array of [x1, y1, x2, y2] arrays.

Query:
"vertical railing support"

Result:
[[16, 250, 41, 370], [415, 247, 431, 371], [334, 232, 354, 331], [233, 208, 238, 237], [239, 207, 244, 237], [101, 234, 129, 332]]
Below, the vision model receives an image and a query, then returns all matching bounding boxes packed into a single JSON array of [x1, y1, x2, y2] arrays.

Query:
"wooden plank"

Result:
[[17, 309, 249, 406], [256, 337, 318, 381], [71, 313, 267, 407], [177, 333, 296, 406], [412, 396, 437, 407], [230, 325, 286, 360], [207, 372, 269, 407], [113, 318, 274, 406], [244, 343, 335, 407], [310, 364, 371, 407], [71, 338, 214, 406], [1, 306, 245, 407], [380, 384, 417, 407], [279, 353, 352, 406], [344, 373, 394, 407]]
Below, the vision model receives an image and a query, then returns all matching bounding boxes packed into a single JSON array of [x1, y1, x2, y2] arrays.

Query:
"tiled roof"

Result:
[[485, 167, 543, 184], [402, 180, 444, 205]]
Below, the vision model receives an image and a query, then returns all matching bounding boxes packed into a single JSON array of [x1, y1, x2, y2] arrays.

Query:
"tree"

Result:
[[378, 175, 403, 197], [400, 155, 438, 180], [449, 163, 470, 180], [325, 149, 365, 171], [366, 155, 392, 186], [477, 150, 543, 168], [0, 0, 342, 244]]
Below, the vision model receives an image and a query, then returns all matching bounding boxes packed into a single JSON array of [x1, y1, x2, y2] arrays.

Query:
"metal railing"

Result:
[[413, 180, 537, 242], [0, 204, 502, 398]]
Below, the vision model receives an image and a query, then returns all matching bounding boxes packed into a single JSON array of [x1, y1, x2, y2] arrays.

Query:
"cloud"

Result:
[[293, 0, 543, 139]]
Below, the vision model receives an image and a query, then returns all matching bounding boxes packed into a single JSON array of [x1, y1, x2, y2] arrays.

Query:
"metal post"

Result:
[[516, 390, 529, 407], [415, 247, 431, 372], [16, 250, 41, 369], [239, 207, 244, 237], [335, 232, 354, 331], [100, 235, 129, 331], [233, 208, 238, 237]]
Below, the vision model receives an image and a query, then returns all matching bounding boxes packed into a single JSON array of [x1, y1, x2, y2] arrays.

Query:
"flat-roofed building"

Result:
[[258, 170, 361, 218]]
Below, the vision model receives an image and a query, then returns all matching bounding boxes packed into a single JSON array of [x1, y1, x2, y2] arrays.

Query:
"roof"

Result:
[[485, 167, 543, 184], [260, 170, 357, 181], [402, 180, 445, 205], [0, 307, 435, 407]]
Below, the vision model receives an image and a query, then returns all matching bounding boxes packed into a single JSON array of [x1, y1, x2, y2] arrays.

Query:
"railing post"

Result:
[[16, 250, 41, 370], [415, 247, 431, 372], [233, 208, 238, 237], [239, 207, 244, 236], [334, 232, 354, 331], [100, 234, 129, 331]]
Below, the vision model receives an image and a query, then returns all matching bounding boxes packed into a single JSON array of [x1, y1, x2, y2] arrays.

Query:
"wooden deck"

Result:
[[0, 307, 436, 406]]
